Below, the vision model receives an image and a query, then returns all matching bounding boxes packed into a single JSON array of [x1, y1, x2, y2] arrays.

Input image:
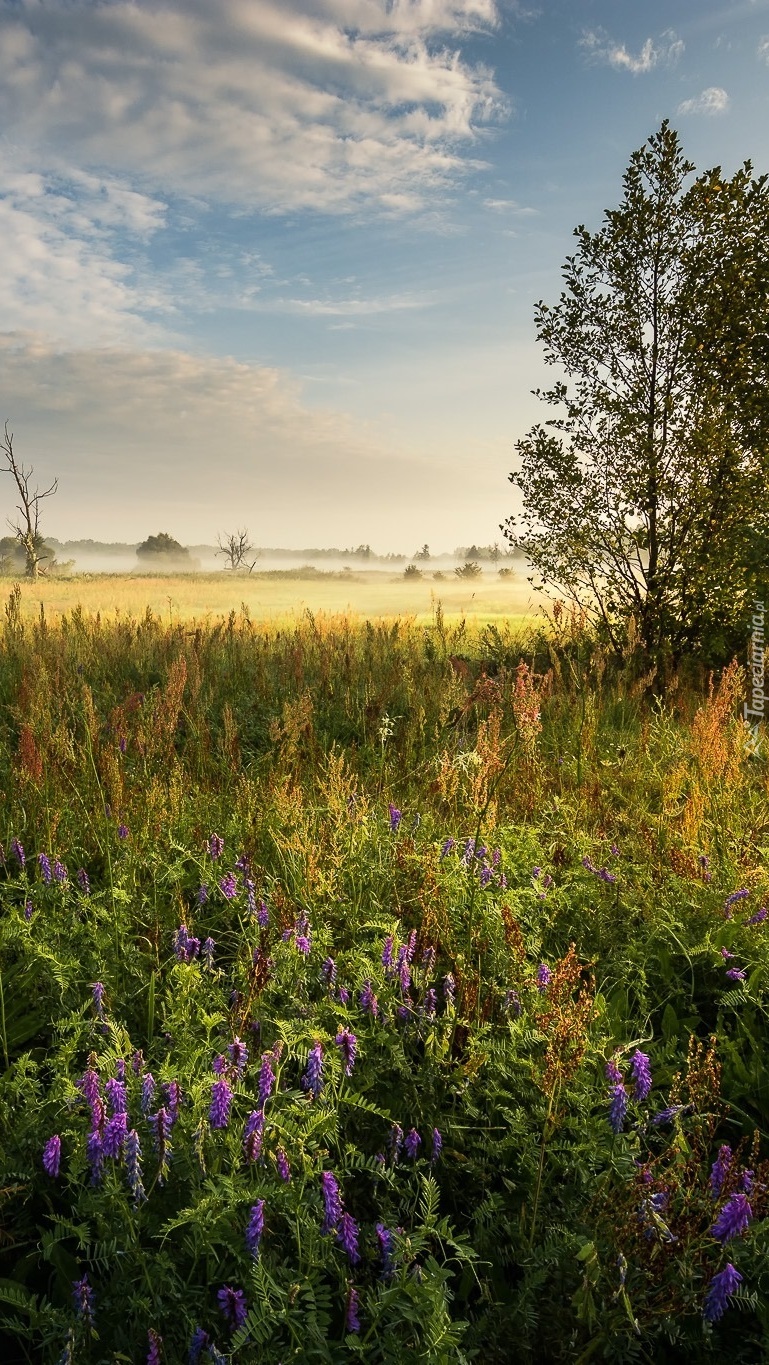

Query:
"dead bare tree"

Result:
[[1, 423, 58, 580], [216, 528, 259, 573]]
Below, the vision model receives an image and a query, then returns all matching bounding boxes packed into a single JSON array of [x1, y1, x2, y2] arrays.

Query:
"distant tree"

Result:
[[403, 563, 423, 579], [136, 533, 191, 563], [415, 543, 431, 561], [503, 122, 769, 671], [1, 422, 58, 579], [216, 529, 258, 573], [455, 561, 482, 579]]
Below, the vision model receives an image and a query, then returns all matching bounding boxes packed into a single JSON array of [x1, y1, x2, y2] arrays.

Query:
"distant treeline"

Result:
[[45, 539, 527, 562]]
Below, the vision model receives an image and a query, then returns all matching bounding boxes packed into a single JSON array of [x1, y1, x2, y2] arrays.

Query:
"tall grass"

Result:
[[0, 589, 767, 1363]]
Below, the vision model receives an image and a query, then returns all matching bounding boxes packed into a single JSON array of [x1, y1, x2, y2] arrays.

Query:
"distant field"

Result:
[[0, 569, 541, 626]]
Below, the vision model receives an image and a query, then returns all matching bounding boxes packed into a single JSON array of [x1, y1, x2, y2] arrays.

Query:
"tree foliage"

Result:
[[136, 532, 191, 562], [503, 122, 769, 671]]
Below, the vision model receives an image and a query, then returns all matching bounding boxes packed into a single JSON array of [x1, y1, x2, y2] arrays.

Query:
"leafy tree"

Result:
[[455, 561, 482, 579], [136, 533, 191, 563], [503, 122, 769, 672], [1, 423, 59, 579]]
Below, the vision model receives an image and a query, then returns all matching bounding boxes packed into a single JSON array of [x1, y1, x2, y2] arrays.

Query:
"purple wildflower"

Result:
[[747, 906, 768, 925], [72, 1275, 95, 1325], [258, 1053, 276, 1105], [536, 963, 552, 992], [257, 899, 269, 927], [359, 980, 379, 1017], [86, 1129, 104, 1186], [337, 1211, 361, 1265], [431, 1128, 442, 1163], [164, 1080, 182, 1123], [228, 1037, 249, 1077], [723, 889, 750, 919], [197, 883, 209, 906], [38, 853, 52, 885], [103, 1112, 127, 1158], [479, 865, 493, 888], [10, 837, 25, 868], [302, 1042, 324, 1099], [388, 804, 402, 832], [397, 946, 411, 995], [321, 1170, 343, 1233], [462, 838, 475, 865], [711, 1192, 752, 1243], [202, 937, 215, 967], [243, 1109, 264, 1162], [423, 987, 437, 1017], [91, 981, 106, 1019], [209, 1077, 233, 1129], [503, 988, 521, 1017], [173, 924, 190, 961], [404, 1127, 421, 1159], [335, 1028, 357, 1076], [23, 899, 33, 920], [209, 833, 224, 859], [725, 967, 747, 982], [322, 957, 337, 989], [422, 944, 436, 974], [117, 824, 129, 840], [276, 1147, 291, 1182], [53, 859, 67, 883], [125, 1128, 146, 1204], [245, 1200, 265, 1258], [218, 1286, 248, 1332], [651, 1104, 687, 1126], [720, 947, 735, 960], [212, 1053, 228, 1076], [703, 1263, 743, 1322], [141, 1073, 156, 1114], [148, 1107, 173, 1182], [338, 985, 350, 1005], [119, 735, 127, 753], [219, 872, 238, 901], [296, 933, 311, 956], [189, 1327, 210, 1362], [443, 973, 455, 1006], [608, 1083, 628, 1134], [146, 1330, 162, 1365], [382, 935, 395, 974], [390, 1123, 404, 1162], [345, 1284, 361, 1334], [105, 1077, 127, 1115], [78, 1066, 101, 1112], [440, 838, 455, 858], [630, 1050, 652, 1102], [132, 1050, 144, 1075], [376, 1223, 395, 1277], [710, 1145, 733, 1198], [43, 1134, 61, 1177]]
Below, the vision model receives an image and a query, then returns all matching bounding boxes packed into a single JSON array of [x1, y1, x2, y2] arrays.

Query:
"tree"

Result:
[[1, 423, 58, 579], [455, 561, 482, 579], [216, 529, 258, 573], [136, 533, 191, 564], [415, 543, 431, 561], [503, 122, 769, 672]]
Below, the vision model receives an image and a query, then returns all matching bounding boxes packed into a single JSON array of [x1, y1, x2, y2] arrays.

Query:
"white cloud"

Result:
[[579, 27, 684, 75], [483, 197, 537, 214], [759, 36, 769, 63], [676, 86, 730, 115], [0, 0, 511, 216]]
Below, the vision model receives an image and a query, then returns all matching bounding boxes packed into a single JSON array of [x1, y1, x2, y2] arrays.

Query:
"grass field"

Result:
[[0, 570, 537, 628]]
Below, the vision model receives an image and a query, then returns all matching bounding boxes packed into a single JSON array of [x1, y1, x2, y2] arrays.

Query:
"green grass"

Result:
[[0, 592, 767, 1363]]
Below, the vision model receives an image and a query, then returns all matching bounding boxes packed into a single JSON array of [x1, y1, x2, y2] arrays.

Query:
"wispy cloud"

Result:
[[579, 28, 684, 75], [0, 0, 511, 217], [267, 293, 431, 316], [483, 197, 537, 215], [759, 36, 769, 63], [677, 87, 730, 115]]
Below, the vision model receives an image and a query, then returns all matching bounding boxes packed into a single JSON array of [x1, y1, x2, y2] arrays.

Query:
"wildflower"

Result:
[[479, 865, 493, 888], [359, 980, 379, 1017], [103, 1112, 128, 1158], [720, 947, 735, 959], [608, 1083, 628, 1134], [703, 1263, 743, 1322], [338, 985, 350, 1005], [78, 1065, 101, 1111], [57, 1329, 75, 1365], [503, 989, 521, 1017], [219, 872, 238, 900], [117, 824, 129, 840], [651, 1104, 687, 1125], [462, 838, 475, 865], [141, 1073, 156, 1114], [202, 937, 215, 967], [245, 1200, 265, 1258], [276, 1147, 290, 1182], [376, 1222, 395, 1277], [423, 987, 437, 1017], [119, 735, 127, 753], [710, 1145, 733, 1198], [431, 1128, 442, 1163], [443, 973, 455, 1006], [711, 1192, 752, 1243], [173, 924, 190, 961], [382, 935, 395, 974], [322, 956, 337, 989], [243, 1109, 264, 1162], [24, 899, 33, 920], [10, 837, 25, 868], [188, 1327, 210, 1363], [86, 1130, 104, 1185], [257, 899, 269, 927], [404, 1127, 421, 1159], [388, 804, 402, 832], [335, 1028, 357, 1076], [209, 833, 224, 859], [440, 837, 455, 858], [346, 1284, 361, 1334], [43, 1134, 61, 1177], [197, 883, 209, 906], [228, 1037, 249, 1077], [105, 1077, 127, 1115], [165, 1080, 182, 1123], [422, 944, 436, 974], [72, 1275, 95, 1325], [38, 853, 52, 885], [390, 1123, 404, 1162], [115, 1059, 126, 1082], [536, 963, 552, 992], [337, 1211, 361, 1265], [91, 982, 106, 1020], [321, 1170, 343, 1233], [53, 859, 67, 883], [131, 1050, 144, 1075], [630, 1050, 652, 1102], [148, 1107, 173, 1182], [747, 906, 768, 925], [245, 877, 257, 917], [397, 945, 411, 994], [723, 889, 750, 918], [610, 843, 620, 856], [125, 1128, 146, 1204], [582, 856, 596, 872], [303, 1042, 324, 1099], [210, 1078, 233, 1129], [296, 932, 311, 955], [212, 1053, 228, 1076], [258, 1053, 276, 1105], [218, 1285, 248, 1332], [725, 967, 747, 982]]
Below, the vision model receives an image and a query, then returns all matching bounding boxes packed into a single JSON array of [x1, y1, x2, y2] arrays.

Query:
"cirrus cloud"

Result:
[[676, 86, 730, 115], [579, 28, 684, 75]]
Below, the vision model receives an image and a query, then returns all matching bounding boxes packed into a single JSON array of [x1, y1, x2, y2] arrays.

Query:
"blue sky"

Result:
[[1, 0, 768, 551]]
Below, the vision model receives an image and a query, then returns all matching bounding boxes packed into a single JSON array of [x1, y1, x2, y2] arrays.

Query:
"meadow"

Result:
[[0, 585, 767, 1364]]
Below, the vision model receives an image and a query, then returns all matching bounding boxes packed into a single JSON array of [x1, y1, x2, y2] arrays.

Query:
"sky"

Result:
[[1, 0, 768, 554]]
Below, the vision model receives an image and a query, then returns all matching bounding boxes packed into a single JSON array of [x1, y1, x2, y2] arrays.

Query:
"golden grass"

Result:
[[2, 569, 542, 627]]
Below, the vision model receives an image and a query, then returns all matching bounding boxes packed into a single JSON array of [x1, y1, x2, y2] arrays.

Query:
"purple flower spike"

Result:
[[322, 956, 337, 989], [711, 1192, 752, 1243], [346, 1284, 361, 1334], [125, 1128, 146, 1204], [243, 1109, 264, 1163], [197, 883, 209, 906], [53, 859, 67, 883], [382, 935, 395, 974], [747, 906, 768, 925], [228, 1037, 249, 1077], [257, 899, 269, 927], [337, 1211, 361, 1265], [117, 824, 129, 840], [276, 1148, 291, 1182], [208, 833, 224, 859], [404, 1127, 421, 1159], [440, 837, 455, 858], [209, 1078, 233, 1129], [217, 1285, 248, 1332], [388, 804, 402, 832], [103, 1112, 128, 1158], [431, 1128, 442, 1163], [219, 872, 238, 901], [23, 899, 33, 920], [141, 1073, 156, 1114], [630, 1050, 652, 1102], [710, 1145, 733, 1198], [335, 1028, 357, 1076], [703, 1263, 743, 1322], [390, 1123, 404, 1162], [608, 1083, 628, 1134], [10, 837, 25, 868], [245, 1200, 265, 1258], [725, 967, 747, 982], [202, 937, 215, 967], [43, 1134, 61, 1177], [146, 1329, 162, 1364], [321, 1170, 343, 1233], [443, 973, 455, 1006], [302, 1042, 324, 1099], [258, 1053, 276, 1106], [189, 1327, 210, 1362], [376, 1222, 395, 1277], [72, 1275, 95, 1325], [359, 980, 379, 1018], [105, 1077, 127, 1115], [536, 963, 552, 992], [91, 981, 106, 1020], [38, 853, 52, 885]]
